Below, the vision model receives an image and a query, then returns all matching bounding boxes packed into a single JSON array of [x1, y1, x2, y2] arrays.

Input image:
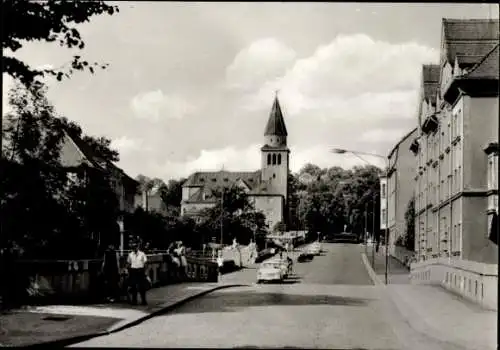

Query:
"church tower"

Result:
[[261, 93, 290, 210]]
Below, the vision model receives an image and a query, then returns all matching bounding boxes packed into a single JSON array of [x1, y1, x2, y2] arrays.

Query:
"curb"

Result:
[[25, 283, 248, 348]]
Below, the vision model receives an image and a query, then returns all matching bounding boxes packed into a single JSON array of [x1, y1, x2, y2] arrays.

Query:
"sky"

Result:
[[2, 2, 498, 181]]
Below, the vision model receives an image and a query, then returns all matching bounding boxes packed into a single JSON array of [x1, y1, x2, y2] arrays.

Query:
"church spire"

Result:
[[264, 92, 288, 137]]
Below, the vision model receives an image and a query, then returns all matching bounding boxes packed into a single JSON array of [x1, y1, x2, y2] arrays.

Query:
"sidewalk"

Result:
[[0, 282, 240, 347], [367, 245, 411, 284], [362, 247, 497, 350]]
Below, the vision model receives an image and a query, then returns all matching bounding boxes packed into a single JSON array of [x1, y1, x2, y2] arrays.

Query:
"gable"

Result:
[[59, 133, 91, 168]]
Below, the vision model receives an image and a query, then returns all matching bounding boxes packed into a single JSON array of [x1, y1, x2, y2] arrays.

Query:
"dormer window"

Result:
[[223, 178, 229, 182], [211, 178, 216, 182]]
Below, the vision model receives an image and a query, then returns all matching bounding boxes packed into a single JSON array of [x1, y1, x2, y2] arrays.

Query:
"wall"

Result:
[[380, 177, 388, 230], [389, 129, 418, 251], [13, 254, 218, 304], [463, 97, 499, 190], [181, 202, 215, 216], [463, 196, 497, 264], [410, 258, 497, 310], [252, 195, 283, 231]]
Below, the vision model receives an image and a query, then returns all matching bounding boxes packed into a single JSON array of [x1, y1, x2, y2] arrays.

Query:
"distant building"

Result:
[[135, 187, 170, 216], [383, 128, 418, 254], [181, 95, 290, 231]]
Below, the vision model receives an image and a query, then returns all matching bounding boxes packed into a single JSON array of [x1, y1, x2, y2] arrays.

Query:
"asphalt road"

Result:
[[73, 243, 461, 350]]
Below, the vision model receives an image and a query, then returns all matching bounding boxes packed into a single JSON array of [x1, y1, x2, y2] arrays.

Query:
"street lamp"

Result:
[[332, 148, 390, 285]]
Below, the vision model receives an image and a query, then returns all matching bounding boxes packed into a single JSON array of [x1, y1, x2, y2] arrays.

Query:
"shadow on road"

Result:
[[167, 289, 371, 315]]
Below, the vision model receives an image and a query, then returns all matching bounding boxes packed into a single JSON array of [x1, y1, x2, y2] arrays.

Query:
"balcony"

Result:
[[421, 113, 439, 135]]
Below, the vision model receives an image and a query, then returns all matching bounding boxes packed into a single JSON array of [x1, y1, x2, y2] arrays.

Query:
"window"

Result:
[[278, 154, 282, 165], [272, 154, 277, 165], [382, 184, 386, 198], [488, 155, 499, 190], [267, 154, 271, 165], [382, 209, 386, 224]]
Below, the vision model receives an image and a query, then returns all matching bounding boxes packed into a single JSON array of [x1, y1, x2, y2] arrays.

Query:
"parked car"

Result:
[[270, 257, 290, 278], [257, 261, 285, 283], [297, 252, 313, 262], [307, 242, 321, 256]]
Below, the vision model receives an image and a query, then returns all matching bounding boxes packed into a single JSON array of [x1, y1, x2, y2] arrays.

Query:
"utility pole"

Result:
[[220, 165, 225, 248], [364, 202, 368, 255], [220, 187, 224, 248], [371, 198, 376, 267]]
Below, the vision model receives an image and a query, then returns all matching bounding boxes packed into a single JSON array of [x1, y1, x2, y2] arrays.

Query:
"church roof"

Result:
[[264, 95, 288, 136], [183, 170, 261, 189]]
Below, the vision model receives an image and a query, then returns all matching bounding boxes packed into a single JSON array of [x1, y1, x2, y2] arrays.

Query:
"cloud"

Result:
[[225, 38, 296, 91], [153, 144, 385, 180], [229, 34, 438, 122], [111, 136, 151, 154], [130, 90, 195, 122], [361, 128, 409, 143]]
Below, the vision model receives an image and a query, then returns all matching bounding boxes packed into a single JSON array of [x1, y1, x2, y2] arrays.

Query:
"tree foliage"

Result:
[[1, 82, 122, 259], [291, 163, 382, 240], [2, 0, 119, 86], [196, 185, 267, 246], [404, 196, 416, 251]]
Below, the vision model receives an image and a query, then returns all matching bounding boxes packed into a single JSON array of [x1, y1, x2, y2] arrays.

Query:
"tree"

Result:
[[197, 185, 265, 246], [1, 82, 122, 259], [59, 117, 120, 162], [3, 1, 119, 86], [404, 196, 416, 251], [161, 178, 185, 208]]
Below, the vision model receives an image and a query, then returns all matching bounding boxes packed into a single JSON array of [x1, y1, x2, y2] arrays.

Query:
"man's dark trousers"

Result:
[[129, 268, 147, 305]]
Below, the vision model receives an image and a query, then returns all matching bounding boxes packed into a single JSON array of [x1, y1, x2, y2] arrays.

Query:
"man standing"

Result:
[[127, 243, 148, 305]]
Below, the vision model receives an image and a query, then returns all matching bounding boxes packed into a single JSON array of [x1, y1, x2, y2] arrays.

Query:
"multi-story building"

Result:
[[412, 19, 498, 263], [412, 64, 441, 260], [385, 128, 418, 255], [379, 176, 388, 237], [409, 18, 498, 310]]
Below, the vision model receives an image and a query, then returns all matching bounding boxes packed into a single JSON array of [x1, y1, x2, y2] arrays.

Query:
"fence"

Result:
[[1, 253, 218, 308]]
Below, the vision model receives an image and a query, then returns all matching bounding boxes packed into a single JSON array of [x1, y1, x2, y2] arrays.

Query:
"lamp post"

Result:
[[332, 148, 390, 285]]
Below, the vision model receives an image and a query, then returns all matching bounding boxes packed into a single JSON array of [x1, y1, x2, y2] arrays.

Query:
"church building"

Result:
[[180, 94, 290, 231]]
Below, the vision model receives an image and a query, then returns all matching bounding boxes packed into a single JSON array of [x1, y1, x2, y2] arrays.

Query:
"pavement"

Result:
[[72, 243, 466, 349], [0, 282, 245, 347], [363, 247, 497, 350]]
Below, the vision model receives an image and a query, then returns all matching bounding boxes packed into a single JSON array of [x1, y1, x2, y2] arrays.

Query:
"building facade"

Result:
[[384, 128, 418, 254], [180, 95, 290, 231], [410, 19, 498, 264]]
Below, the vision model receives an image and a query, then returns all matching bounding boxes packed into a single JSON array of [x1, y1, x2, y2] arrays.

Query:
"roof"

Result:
[[441, 18, 499, 65], [388, 127, 418, 159], [465, 44, 499, 79], [422, 65, 440, 105], [264, 95, 288, 136], [64, 130, 137, 185], [183, 170, 261, 188]]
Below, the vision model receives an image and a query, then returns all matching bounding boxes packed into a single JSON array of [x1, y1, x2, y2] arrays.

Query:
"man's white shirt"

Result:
[[128, 250, 147, 268]]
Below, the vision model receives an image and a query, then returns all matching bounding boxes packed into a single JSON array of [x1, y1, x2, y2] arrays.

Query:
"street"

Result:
[[72, 244, 462, 349]]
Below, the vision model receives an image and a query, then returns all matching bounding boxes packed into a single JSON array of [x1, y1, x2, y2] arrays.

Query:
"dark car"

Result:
[[297, 252, 314, 263]]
